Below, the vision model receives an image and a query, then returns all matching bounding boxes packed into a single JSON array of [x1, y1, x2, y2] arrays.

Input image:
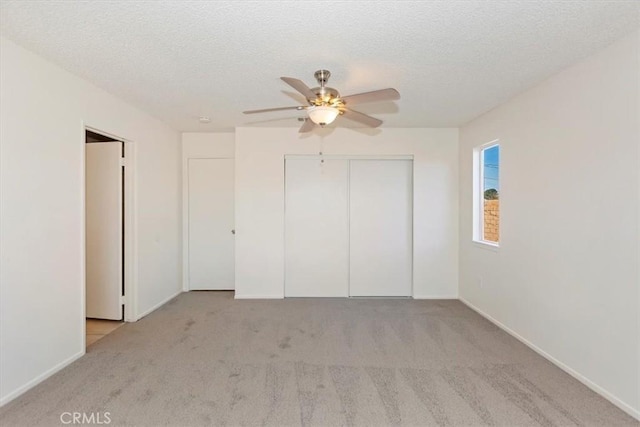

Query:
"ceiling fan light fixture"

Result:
[[243, 70, 400, 132], [308, 105, 339, 126]]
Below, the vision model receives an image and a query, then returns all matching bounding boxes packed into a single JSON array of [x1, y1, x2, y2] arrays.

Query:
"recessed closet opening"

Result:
[[284, 155, 413, 298]]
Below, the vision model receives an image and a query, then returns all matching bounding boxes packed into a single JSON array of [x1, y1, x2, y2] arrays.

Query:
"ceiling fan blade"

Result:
[[281, 77, 317, 101], [341, 108, 383, 128], [243, 106, 304, 114], [341, 88, 400, 106], [298, 119, 316, 133]]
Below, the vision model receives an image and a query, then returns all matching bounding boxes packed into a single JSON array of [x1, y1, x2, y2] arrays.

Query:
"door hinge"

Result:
[[119, 157, 125, 167], [120, 295, 125, 305]]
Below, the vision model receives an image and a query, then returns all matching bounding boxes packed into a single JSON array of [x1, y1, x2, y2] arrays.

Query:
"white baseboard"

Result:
[[234, 294, 284, 299], [460, 297, 640, 421], [0, 350, 84, 407], [235, 294, 458, 300], [413, 294, 458, 299], [136, 290, 183, 320]]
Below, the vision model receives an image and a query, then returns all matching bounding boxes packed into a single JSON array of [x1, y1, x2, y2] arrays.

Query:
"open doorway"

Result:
[[84, 128, 132, 347]]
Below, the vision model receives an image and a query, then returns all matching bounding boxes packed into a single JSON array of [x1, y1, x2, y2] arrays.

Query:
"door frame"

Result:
[[81, 123, 137, 346], [283, 154, 415, 298]]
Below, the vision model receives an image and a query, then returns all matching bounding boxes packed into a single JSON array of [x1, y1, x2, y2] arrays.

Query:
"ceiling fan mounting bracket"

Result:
[[314, 69, 331, 86]]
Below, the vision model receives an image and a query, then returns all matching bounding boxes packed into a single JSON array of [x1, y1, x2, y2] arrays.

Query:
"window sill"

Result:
[[472, 240, 500, 252]]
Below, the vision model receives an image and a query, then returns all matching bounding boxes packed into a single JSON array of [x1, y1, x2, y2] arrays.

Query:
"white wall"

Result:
[[459, 31, 639, 417], [181, 132, 235, 290], [182, 132, 235, 159], [235, 127, 459, 299], [0, 37, 182, 404]]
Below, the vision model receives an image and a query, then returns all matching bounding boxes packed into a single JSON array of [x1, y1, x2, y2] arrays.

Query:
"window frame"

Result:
[[472, 140, 500, 248]]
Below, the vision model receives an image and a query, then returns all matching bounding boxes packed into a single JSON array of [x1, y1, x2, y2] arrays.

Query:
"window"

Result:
[[473, 142, 500, 245]]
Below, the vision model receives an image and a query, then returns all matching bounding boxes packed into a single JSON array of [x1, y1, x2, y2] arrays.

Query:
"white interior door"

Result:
[[86, 142, 123, 320], [349, 160, 413, 297], [285, 158, 349, 297], [188, 158, 235, 290]]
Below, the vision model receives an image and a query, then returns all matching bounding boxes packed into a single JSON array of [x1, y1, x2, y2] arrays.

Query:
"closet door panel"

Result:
[[285, 158, 349, 297], [188, 158, 235, 290], [86, 142, 123, 320], [349, 160, 413, 297]]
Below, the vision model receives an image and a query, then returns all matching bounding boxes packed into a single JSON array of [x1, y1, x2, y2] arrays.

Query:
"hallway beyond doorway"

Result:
[[86, 319, 123, 347]]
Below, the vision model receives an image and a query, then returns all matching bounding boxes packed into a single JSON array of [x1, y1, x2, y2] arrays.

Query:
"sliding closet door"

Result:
[[285, 158, 349, 297], [349, 160, 413, 297]]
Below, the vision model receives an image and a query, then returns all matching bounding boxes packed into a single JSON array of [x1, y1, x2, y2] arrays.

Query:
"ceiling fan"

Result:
[[243, 70, 400, 133]]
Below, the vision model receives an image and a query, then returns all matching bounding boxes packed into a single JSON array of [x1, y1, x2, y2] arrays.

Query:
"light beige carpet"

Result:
[[0, 291, 636, 426]]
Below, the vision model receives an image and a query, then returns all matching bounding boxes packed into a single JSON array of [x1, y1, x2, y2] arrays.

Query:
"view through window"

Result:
[[481, 144, 500, 243]]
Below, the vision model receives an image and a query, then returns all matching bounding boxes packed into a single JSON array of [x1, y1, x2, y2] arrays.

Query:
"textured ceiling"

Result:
[[1, 1, 638, 131]]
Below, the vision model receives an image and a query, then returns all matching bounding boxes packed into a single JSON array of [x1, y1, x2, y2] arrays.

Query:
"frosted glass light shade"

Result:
[[308, 105, 339, 126]]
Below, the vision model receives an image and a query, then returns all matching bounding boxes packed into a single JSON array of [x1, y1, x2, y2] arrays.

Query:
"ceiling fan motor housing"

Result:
[[311, 69, 342, 106], [310, 87, 341, 105]]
